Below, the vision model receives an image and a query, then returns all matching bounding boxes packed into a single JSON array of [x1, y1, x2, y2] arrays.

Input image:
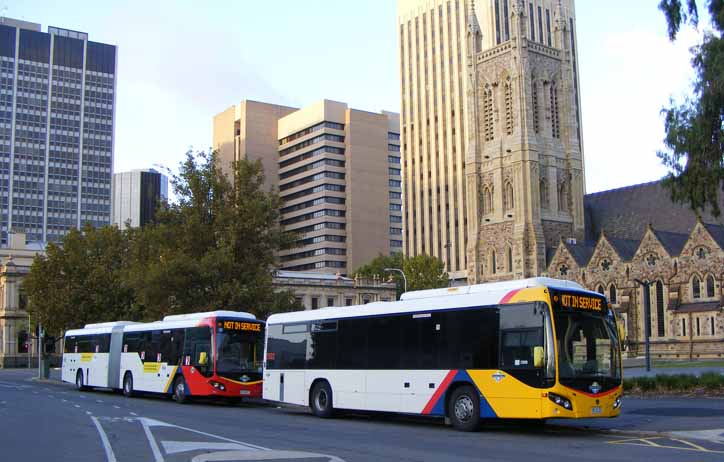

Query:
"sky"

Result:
[[7, 0, 706, 194]]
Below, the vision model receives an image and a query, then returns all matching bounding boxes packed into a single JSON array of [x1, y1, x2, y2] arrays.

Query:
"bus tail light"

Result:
[[548, 393, 572, 411], [209, 381, 226, 391]]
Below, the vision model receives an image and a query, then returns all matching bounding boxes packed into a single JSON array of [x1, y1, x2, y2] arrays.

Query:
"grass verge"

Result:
[[624, 372, 724, 394]]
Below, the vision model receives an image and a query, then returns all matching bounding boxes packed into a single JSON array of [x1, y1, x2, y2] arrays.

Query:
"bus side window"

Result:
[[184, 327, 212, 376], [64, 336, 76, 354]]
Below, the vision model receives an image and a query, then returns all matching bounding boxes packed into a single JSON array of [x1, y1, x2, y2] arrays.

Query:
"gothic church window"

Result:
[[550, 84, 560, 139], [609, 285, 617, 304], [601, 259, 611, 271], [557, 179, 568, 213], [696, 247, 708, 259], [656, 281, 665, 337], [539, 177, 548, 209], [505, 77, 514, 135], [706, 275, 715, 298], [503, 181, 514, 211], [506, 246, 513, 273], [692, 275, 701, 299], [559, 264, 568, 276], [483, 85, 495, 142], [532, 80, 540, 134], [490, 250, 497, 275], [482, 186, 494, 215], [596, 285, 604, 295], [646, 254, 658, 267]]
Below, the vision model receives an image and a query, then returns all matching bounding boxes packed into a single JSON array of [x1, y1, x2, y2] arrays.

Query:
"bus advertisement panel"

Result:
[[263, 277, 623, 431], [62, 311, 264, 403]]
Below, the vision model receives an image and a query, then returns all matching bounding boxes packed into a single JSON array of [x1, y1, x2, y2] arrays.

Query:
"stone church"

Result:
[[463, 1, 723, 358]]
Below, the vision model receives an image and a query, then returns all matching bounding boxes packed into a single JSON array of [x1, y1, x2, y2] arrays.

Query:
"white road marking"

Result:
[[162, 441, 253, 455], [74, 404, 81, 408], [62, 399, 68, 403], [192, 450, 346, 462], [91, 416, 117, 462], [141, 418, 268, 450], [96, 400, 103, 403], [86, 411, 93, 415], [670, 429, 724, 444], [141, 419, 164, 462], [129, 412, 138, 416], [113, 405, 120, 409]]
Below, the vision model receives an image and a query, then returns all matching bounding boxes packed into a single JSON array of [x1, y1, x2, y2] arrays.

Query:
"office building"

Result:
[[213, 100, 401, 275], [112, 168, 168, 229], [397, 1, 583, 282], [0, 18, 116, 244]]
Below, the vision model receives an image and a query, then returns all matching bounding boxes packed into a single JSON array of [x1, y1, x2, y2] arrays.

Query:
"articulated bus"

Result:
[[263, 278, 622, 431], [62, 311, 264, 403]]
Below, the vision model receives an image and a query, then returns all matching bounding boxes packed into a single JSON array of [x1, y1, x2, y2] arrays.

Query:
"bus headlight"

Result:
[[613, 397, 622, 410], [209, 381, 226, 391], [548, 393, 573, 411]]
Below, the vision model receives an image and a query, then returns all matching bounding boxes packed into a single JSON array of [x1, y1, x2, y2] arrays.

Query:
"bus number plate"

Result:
[[240, 390, 250, 395], [591, 406, 602, 415]]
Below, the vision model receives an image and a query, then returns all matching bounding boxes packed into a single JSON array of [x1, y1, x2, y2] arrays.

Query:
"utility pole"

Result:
[[634, 279, 652, 372], [383, 268, 407, 296]]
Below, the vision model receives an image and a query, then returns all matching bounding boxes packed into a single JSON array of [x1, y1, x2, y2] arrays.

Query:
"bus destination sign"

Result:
[[554, 293, 603, 312], [219, 321, 262, 332]]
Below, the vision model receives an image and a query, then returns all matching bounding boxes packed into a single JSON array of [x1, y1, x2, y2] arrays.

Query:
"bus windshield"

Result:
[[552, 292, 621, 393], [215, 321, 263, 379]]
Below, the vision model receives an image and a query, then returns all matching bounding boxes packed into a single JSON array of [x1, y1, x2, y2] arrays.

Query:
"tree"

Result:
[[124, 150, 297, 320], [657, 0, 724, 215], [353, 252, 404, 297], [353, 252, 448, 296], [403, 254, 449, 291], [23, 224, 137, 335]]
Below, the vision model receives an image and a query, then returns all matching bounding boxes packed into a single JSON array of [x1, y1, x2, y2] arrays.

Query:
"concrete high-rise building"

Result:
[[112, 169, 168, 229], [213, 100, 401, 275], [0, 18, 116, 244], [397, 1, 583, 282]]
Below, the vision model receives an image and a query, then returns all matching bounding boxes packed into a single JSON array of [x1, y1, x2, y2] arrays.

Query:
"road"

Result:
[[1, 369, 723, 462]]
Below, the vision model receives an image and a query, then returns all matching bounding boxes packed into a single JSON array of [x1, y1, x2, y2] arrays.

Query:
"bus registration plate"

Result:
[[240, 390, 250, 395], [591, 406, 602, 415]]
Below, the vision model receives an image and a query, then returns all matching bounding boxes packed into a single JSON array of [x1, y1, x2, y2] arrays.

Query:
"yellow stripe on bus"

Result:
[[163, 366, 178, 393]]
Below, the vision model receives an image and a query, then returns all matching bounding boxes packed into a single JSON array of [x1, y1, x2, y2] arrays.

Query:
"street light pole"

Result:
[[383, 268, 407, 295], [634, 279, 652, 372]]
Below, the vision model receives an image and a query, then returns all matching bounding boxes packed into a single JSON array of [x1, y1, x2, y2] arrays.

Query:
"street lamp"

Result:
[[383, 268, 407, 295], [634, 279, 652, 372]]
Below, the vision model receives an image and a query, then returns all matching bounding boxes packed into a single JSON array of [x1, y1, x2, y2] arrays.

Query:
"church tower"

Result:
[[465, 0, 585, 283]]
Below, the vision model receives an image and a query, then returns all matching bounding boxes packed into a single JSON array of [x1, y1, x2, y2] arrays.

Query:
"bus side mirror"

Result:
[[533, 346, 545, 368], [198, 351, 207, 365], [617, 322, 627, 351]]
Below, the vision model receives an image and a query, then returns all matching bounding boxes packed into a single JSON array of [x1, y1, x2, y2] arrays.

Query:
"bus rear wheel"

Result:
[[122, 372, 134, 398], [173, 376, 189, 404], [448, 385, 480, 432], [310, 381, 334, 418], [75, 370, 87, 391]]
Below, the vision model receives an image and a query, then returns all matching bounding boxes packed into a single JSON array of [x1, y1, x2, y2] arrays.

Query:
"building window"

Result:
[[506, 246, 513, 273], [557, 180, 568, 213], [532, 80, 540, 134], [311, 297, 319, 310], [546, 8, 552, 46], [559, 264, 568, 276], [706, 275, 715, 298], [712, 317, 716, 335], [529, 3, 536, 41], [550, 84, 560, 139], [345, 298, 353, 306], [17, 330, 29, 354], [482, 186, 494, 215], [539, 177, 548, 209], [601, 259, 611, 271], [681, 318, 687, 336], [692, 276, 701, 299], [696, 247, 708, 259], [483, 86, 494, 142], [696, 317, 701, 336], [327, 297, 335, 307], [490, 250, 497, 275], [503, 181, 514, 211], [505, 77, 513, 135], [656, 281, 665, 337], [609, 285, 617, 304]]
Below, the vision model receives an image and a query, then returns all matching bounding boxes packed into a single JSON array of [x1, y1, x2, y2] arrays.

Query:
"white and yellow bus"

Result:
[[263, 277, 623, 431], [62, 311, 264, 402]]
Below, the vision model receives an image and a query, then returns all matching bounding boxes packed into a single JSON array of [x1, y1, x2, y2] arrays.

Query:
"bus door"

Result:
[[481, 303, 547, 418], [108, 327, 124, 389]]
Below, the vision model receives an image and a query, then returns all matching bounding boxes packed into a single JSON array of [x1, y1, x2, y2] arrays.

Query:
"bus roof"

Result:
[[266, 277, 593, 326], [65, 311, 259, 337]]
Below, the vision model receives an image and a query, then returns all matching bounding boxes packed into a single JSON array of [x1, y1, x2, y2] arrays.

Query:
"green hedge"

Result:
[[624, 372, 724, 393]]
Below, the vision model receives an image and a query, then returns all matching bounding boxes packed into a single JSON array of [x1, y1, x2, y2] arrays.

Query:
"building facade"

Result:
[[272, 271, 397, 310], [0, 18, 116, 244], [397, 1, 583, 282], [112, 168, 168, 229], [214, 100, 401, 276], [0, 233, 45, 367], [547, 181, 724, 359]]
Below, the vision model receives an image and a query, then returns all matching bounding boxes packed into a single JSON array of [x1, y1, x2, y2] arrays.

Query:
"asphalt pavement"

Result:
[[1, 368, 723, 462]]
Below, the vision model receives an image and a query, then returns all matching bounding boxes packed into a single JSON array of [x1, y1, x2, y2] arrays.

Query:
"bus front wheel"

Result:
[[173, 376, 189, 404], [448, 385, 480, 432], [310, 381, 334, 418], [122, 373, 134, 398], [75, 370, 87, 391]]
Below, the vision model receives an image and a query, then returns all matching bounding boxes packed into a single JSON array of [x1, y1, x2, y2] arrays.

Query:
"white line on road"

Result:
[[130, 412, 138, 416], [113, 405, 120, 409], [141, 419, 164, 462], [74, 405, 81, 408], [86, 411, 93, 415], [91, 416, 117, 462], [96, 400, 103, 403]]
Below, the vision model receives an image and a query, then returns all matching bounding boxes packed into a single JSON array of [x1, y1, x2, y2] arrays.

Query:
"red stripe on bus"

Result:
[[422, 370, 457, 415], [499, 289, 521, 304]]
